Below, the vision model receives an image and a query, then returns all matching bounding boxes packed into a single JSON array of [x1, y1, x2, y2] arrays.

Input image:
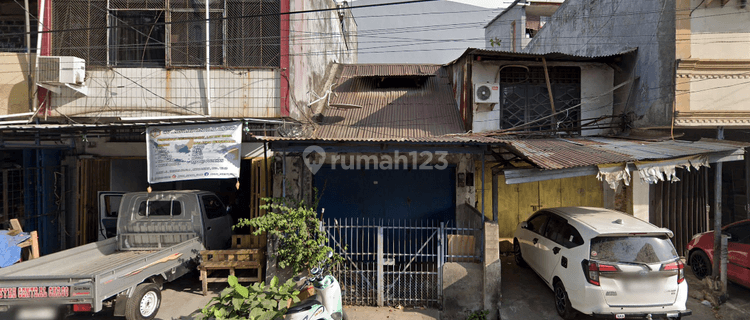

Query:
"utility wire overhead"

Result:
[[1, 2, 744, 39]]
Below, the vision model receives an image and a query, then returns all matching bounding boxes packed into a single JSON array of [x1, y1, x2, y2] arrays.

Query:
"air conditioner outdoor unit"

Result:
[[474, 83, 500, 104], [37, 56, 86, 85]]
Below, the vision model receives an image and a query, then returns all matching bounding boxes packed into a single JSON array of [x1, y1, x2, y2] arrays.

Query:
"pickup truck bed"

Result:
[[0, 236, 202, 312], [1, 249, 156, 277], [0, 190, 232, 320]]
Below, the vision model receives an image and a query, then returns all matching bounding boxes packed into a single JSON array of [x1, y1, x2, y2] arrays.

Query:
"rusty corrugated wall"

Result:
[[650, 168, 710, 257], [313, 64, 465, 139]]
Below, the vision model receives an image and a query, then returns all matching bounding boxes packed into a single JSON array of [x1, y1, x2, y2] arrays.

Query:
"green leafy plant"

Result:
[[234, 196, 340, 274], [489, 37, 502, 47], [196, 275, 300, 320], [467, 309, 489, 320]]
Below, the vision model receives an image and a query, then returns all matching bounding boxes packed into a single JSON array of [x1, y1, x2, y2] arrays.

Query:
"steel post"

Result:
[[377, 226, 384, 307], [721, 234, 728, 297], [713, 127, 723, 280], [438, 222, 444, 305]]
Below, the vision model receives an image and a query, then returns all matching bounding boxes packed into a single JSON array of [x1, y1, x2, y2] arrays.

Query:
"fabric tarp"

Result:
[[596, 155, 710, 190]]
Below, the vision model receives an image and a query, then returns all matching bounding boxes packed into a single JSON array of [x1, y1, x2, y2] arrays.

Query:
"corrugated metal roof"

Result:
[[259, 132, 746, 170], [501, 137, 748, 170], [259, 134, 498, 144], [312, 64, 465, 140], [448, 47, 637, 64], [339, 64, 442, 77], [502, 138, 632, 169]]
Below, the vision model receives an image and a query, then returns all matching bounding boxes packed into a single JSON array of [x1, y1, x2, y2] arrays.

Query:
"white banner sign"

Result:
[[146, 122, 242, 184]]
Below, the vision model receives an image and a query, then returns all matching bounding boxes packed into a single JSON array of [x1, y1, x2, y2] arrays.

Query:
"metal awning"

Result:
[[498, 137, 748, 185]]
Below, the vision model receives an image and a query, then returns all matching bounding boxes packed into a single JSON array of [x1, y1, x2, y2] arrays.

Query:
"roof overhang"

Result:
[[492, 137, 748, 186], [523, 2, 562, 17], [259, 137, 488, 154], [445, 48, 637, 67], [0, 118, 296, 141]]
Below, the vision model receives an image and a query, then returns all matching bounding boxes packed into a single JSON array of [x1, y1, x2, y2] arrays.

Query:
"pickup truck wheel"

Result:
[[125, 283, 161, 320]]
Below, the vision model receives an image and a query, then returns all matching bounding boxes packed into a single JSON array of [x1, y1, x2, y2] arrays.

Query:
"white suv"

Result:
[[513, 207, 692, 319]]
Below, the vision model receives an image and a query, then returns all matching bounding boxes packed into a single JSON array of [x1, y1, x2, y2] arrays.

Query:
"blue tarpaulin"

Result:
[[0, 230, 30, 268]]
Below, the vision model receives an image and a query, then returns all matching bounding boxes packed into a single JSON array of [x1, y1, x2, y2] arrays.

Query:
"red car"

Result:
[[686, 219, 750, 288]]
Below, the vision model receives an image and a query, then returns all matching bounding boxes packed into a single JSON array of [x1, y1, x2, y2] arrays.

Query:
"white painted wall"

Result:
[[690, 76, 750, 112], [82, 138, 146, 157], [52, 68, 280, 118], [484, 6, 525, 52], [288, 0, 357, 121], [580, 64, 614, 136], [46, 0, 356, 122], [469, 61, 614, 134], [690, 0, 750, 60]]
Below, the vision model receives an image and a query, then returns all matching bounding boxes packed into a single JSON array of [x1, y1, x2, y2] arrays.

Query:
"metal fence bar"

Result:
[[376, 225, 383, 307], [324, 218, 482, 308], [438, 221, 444, 304]]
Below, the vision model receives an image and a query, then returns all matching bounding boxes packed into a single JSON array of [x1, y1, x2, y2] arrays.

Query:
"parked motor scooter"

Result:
[[284, 251, 347, 320]]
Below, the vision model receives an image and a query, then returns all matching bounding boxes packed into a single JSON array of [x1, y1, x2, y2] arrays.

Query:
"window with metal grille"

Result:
[[51, 0, 279, 68], [225, 0, 280, 67], [51, 0, 107, 66], [498, 66, 581, 134], [170, 11, 223, 66], [109, 11, 166, 67]]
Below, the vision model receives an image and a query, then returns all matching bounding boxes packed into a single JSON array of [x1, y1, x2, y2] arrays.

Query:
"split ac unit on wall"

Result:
[[38, 56, 86, 85], [474, 83, 499, 111], [474, 83, 499, 103]]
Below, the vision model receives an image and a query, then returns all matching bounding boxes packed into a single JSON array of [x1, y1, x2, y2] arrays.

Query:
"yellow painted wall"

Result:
[[476, 161, 604, 238], [0, 53, 33, 115]]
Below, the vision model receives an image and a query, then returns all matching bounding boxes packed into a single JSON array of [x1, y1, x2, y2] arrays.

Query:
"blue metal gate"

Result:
[[0, 165, 66, 255]]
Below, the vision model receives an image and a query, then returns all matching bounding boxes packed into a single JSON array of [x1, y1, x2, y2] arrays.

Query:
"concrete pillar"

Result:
[[713, 127, 724, 285], [602, 180, 616, 210], [632, 171, 650, 221], [483, 221, 501, 320]]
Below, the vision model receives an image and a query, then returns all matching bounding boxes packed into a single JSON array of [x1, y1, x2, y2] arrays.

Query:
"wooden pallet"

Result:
[[198, 249, 264, 296], [9, 219, 39, 260], [231, 234, 267, 249]]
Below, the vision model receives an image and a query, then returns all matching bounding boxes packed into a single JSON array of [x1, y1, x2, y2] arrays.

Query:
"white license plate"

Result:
[[16, 306, 58, 320]]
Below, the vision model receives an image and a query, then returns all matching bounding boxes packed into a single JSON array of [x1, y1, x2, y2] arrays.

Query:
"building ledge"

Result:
[[676, 111, 750, 126]]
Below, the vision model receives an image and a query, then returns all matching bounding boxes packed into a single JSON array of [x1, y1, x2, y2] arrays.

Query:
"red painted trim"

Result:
[[37, 0, 52, 115], [279, 0, 290, 117]]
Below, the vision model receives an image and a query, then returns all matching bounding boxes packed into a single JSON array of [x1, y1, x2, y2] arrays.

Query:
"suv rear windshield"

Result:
[[590, 236, 678, 264]]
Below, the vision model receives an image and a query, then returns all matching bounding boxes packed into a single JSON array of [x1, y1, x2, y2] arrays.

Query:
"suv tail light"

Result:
[[582, 260, 619, 286], [661, 260, 685, 284]]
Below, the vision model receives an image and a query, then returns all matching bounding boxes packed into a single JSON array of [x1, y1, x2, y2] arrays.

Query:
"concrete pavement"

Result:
[[344, 306, 439, 320], [498, 254, 750, 320], [67, 255, 750, 320], [65, 274, 441, 320]]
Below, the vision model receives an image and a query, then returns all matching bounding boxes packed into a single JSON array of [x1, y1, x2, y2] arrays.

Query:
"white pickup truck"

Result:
[[0, 190, 233, 320]]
